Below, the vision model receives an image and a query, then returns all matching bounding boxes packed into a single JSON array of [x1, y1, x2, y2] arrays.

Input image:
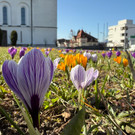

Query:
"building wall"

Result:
[[108, 19, 135, 47], [0, 0, 57, 46]]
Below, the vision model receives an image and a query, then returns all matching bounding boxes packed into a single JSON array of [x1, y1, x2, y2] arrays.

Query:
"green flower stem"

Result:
[[95, 79, 99, 107], [107, 59, 111, 70], [78, 89, 81, 110], [12, 93, 32, 123]]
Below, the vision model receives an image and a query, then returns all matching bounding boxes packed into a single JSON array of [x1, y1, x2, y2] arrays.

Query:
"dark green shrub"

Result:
[[10, 30, 18, 45], [0, 28, 3, 45]]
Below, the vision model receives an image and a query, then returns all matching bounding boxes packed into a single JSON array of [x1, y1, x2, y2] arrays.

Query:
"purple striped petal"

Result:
[[83, 52, 91, 60], [70, 65, 85, 90], [2, 60, 28, 107], [91, 54, 97, 62], [17, 49, 53, 108], [70, 65, 99, 90], [2, 49, 54, 128], [81, 68, 95, 88]]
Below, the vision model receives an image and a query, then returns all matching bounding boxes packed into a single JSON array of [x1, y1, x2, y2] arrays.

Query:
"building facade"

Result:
[[57, 39, 70, 47], [70, 30, 98, 47], [0, 0, 57, 46], [107, 19, 135, 48]]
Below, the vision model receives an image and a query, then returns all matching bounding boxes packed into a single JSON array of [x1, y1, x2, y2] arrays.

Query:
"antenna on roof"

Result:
[[97, 23, 99, 41], [106, 22, 108, 41]]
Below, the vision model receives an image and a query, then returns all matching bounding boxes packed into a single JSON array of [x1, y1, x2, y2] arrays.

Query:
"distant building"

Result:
[[0, 0, 57, 46], [107, 19, 135, 48], [128, 36, 135, 51], [57, 39, 70, 47], [70, 30, 98, 47]]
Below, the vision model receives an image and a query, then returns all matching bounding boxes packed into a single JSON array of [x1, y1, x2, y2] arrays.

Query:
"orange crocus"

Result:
[[60, 54, 65, 58], [80, 56, 87, 68], [114, 56, 121, 64], [58, 50, 62, 53], [57, 62, 66, 71], [123, 58, 128, 67]]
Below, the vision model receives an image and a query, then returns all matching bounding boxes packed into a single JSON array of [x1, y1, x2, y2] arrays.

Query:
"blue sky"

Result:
[[57, 0, 135, 41]]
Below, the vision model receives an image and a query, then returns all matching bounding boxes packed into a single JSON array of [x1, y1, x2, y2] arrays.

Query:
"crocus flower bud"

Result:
[[102, 53, 106, 58], [8, 47, 14, 54], [10, 48, 17, 59], [22, 47, 27, 51], [45, 51, 49, 56], [73, 49, 76, 53], [80, 50, 82, 54], [131, 52, 135, 58], [70, 65, 99, 90], [91, 54, 97, 62], [106, 51, 112, 59], [83, 52, 91, 60], [116, 51, 121, 56], [20, 49, 25, 58], [65, 49, 69, 53]]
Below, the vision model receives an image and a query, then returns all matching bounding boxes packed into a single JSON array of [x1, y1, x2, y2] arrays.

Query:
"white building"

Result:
[[0, 0, 57, 46], [107, 19, 135, 48]]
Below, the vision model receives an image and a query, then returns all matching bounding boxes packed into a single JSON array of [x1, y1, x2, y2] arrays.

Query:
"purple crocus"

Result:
[[70, 65, 99, 90], [131, 52, 135, 58], [80, 50, 83, 54], [10, 48, 17, 59], [62, 51, 66, 54], [106, 51, 112, 59], [8, 47, 17, 59], [91, 54, 98, 62], [83, 52, 91, 60], [8, 47, 14, 54], [20, 48, 25, 58], [73, 49, 76, 53], [22, 47, 27, 51], [65, 49, 69, 53], [45, 51, 49, 56], [116, 51, 121, 56], [102, 53, 106, 58], [2, 49, 54, 128]]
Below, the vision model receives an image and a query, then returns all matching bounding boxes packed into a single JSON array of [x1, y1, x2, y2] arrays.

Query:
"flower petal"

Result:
[[2, 60, 27, 106], [81, 68, 94, 88], [93, 70, 99, 80], [53, 58, 61, 71], [70, 65, 85, 90], [17, 49, 53, 109]]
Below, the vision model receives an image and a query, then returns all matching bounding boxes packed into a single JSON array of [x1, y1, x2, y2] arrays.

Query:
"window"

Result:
[[21, 7, 26, 25], [121, 40, 125, 43], [109, 40, 112, 43], [121, 33, 128, 36], [3, 6, 8, 25], [121, 26, 128, 30]]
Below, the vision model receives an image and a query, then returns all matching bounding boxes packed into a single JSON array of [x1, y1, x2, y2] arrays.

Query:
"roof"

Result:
[[76, 30, 98, 42]]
